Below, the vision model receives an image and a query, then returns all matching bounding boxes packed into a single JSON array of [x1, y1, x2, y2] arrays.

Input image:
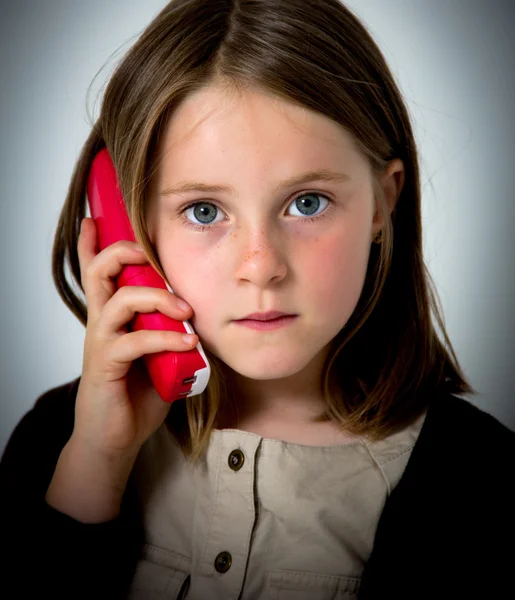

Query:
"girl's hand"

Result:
[[72, 217, 197, 457]]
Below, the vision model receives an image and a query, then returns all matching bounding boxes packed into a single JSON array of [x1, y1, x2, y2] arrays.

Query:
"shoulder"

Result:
[[33, 375, 81, 418], [415, 390, 515, 465], [1, 376, 81, 468], [360, 392, 515, 598], [399, 389, 515, 512], [26, 375, 81, 440], [430, 390, 514, 435]]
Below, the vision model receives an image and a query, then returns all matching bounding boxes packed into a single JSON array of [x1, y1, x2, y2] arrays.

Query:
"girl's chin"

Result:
[[222, 357, 309, 381]]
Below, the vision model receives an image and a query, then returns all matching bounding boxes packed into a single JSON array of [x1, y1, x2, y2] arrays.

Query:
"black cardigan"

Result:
[[1, 376, 514, 599]]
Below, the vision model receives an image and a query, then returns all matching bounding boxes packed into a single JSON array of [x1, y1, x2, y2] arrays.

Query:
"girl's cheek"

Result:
[[161, 242, 221, 299], [304, 231, 370, 305]]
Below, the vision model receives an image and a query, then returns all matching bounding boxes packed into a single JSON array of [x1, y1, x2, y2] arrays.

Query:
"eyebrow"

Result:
[[159, 169, 351, 197]]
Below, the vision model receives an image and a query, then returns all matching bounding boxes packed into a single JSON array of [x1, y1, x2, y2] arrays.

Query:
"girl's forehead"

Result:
[[155, 85, 368, 185], [161, 84, 360, 155]]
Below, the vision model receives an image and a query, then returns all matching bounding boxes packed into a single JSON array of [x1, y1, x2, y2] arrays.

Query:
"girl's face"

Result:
[[147, 84, 396, 405]]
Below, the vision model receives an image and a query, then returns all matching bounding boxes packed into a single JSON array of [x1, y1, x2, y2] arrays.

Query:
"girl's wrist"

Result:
[[45, 436, 140, 524]]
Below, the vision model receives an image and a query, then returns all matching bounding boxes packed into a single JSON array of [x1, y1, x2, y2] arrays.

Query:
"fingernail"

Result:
[[182, 334, 197, 345], [177, 298, 190, 312]]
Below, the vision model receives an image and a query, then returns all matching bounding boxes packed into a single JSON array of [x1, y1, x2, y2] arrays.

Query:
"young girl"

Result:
[[1, 1, 514, 599]]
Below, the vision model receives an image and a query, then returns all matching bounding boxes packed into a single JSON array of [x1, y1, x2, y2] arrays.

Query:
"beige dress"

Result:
[[128, 410, 427, 600]]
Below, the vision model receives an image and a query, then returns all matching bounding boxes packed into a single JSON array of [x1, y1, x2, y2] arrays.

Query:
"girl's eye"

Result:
[[180, 192, 331, 231], [287, 193, 330, 218]]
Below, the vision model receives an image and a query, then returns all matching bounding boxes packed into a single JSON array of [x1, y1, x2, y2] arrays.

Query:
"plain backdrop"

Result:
[[1, 0, 514, 454]]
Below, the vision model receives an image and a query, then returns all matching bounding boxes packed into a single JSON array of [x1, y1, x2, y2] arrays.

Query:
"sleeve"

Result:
[[0, 377, 144, 600]]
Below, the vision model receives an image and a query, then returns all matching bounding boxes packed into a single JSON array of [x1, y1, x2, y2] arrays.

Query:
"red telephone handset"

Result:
[[86, 148, 211, 403]]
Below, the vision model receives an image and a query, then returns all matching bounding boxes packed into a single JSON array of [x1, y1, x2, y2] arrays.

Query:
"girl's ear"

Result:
[[372, 158, 405, 233]]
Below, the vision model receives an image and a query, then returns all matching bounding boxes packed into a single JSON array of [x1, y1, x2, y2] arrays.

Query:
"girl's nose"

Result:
[[232, 225, 289, 287]]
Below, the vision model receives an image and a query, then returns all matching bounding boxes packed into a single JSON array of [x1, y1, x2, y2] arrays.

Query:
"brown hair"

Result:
[[52, 0, 475, 463]]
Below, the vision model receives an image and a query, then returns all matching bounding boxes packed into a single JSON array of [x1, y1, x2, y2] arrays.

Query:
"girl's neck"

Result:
[[215, 408, 359, 446], [215, 390, 359, 446]]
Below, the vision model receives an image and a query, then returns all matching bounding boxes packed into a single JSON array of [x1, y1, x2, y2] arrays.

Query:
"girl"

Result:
[[1, 1, 514, 599]]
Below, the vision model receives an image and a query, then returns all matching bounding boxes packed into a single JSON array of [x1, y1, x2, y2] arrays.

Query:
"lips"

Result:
[[238, 311, 294, 321], [233, 314, 298, 331]]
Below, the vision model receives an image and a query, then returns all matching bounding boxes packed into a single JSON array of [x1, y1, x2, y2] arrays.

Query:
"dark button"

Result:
[[228, 449, 245, 471], [214, 551, 232, 573]]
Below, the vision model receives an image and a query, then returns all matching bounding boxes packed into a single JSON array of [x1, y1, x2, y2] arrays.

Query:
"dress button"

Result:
[[214, 551, 232, 573], [228, 449, 245, 471]]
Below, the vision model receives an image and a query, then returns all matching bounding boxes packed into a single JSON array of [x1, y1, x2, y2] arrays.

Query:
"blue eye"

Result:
[[180, 192, 331, 231], [287, 193, 329, 218], [188, 203, 223, 225]]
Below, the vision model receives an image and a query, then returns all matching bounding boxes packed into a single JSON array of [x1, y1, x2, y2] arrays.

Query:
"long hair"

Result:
[[52, 0, 475, 463]]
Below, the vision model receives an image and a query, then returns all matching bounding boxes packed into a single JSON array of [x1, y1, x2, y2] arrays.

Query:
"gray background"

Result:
[[1, 1, 514, 454]]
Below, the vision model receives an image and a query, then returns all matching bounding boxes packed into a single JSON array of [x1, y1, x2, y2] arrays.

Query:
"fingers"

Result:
[[99, 284, 193, 340], [107, 328, 198, 366], [77, 216, 194, 344], [78, 218, 153, 321]]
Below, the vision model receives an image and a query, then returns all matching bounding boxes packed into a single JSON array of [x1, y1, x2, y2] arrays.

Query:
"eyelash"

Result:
[[177, 192, 334, 232]]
